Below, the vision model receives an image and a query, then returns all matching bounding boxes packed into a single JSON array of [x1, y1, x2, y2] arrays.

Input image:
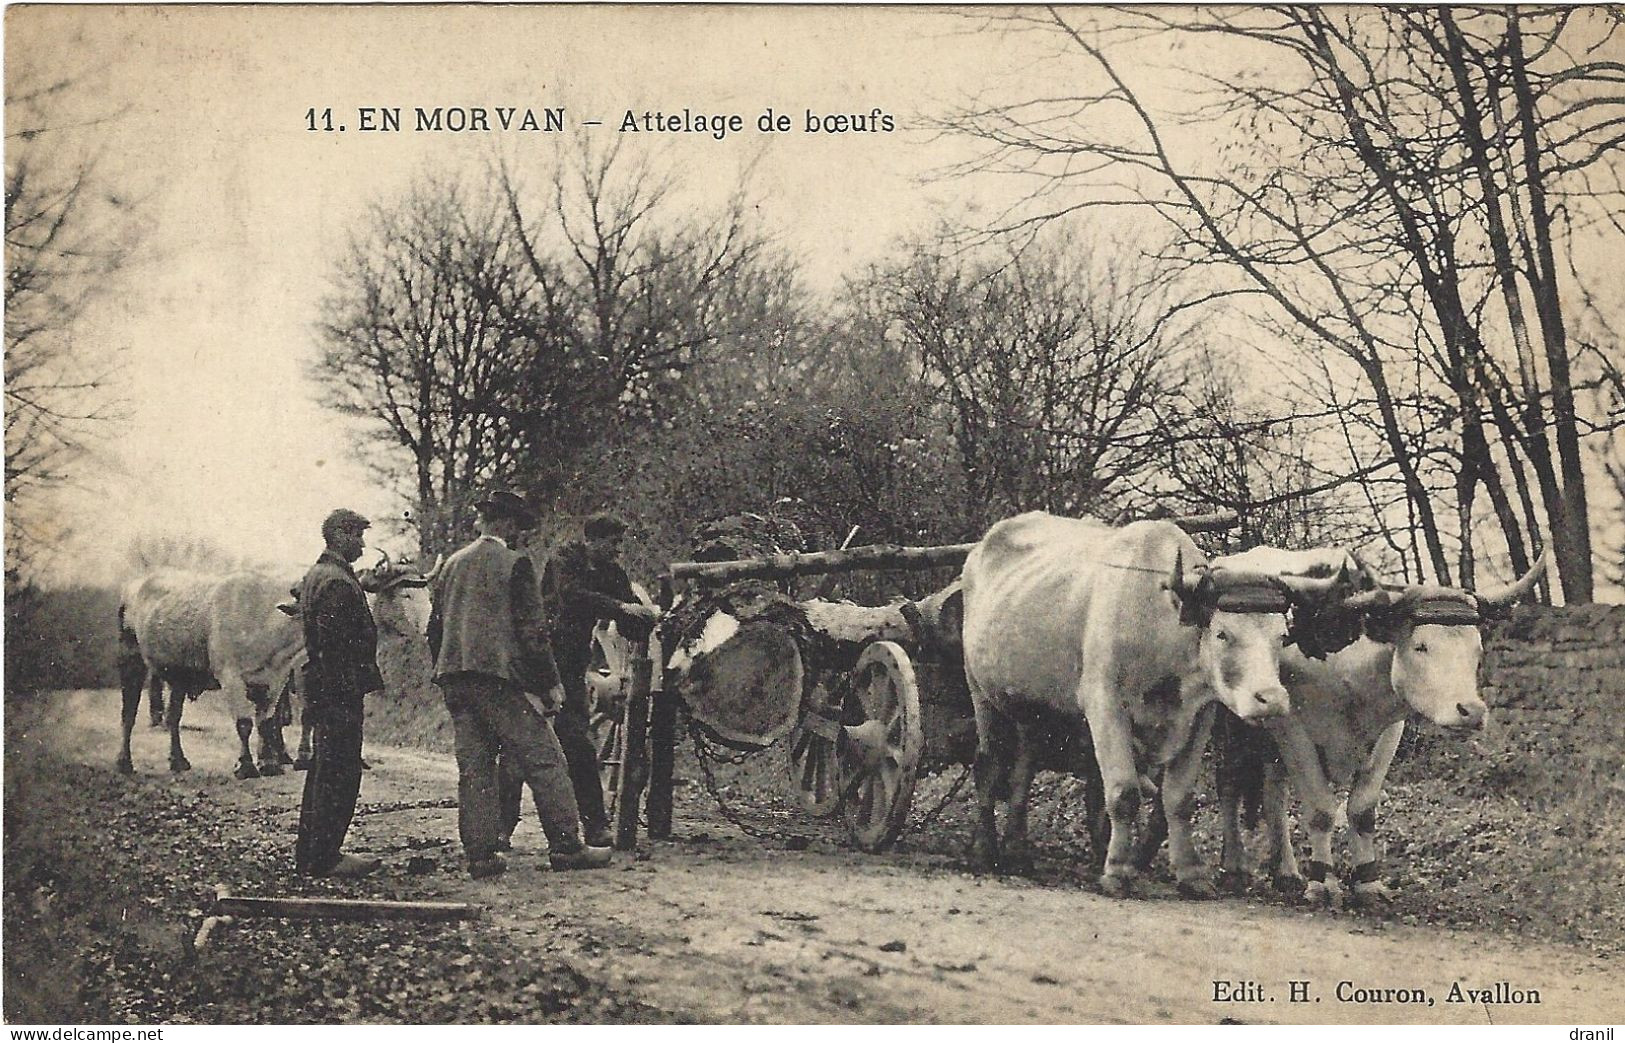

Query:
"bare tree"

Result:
[[497, 139, 780, 501], [872, 235, 1189, 533], [315, 144, 784, 553], [942, 6, 1624, 598], [315, 173, 545, 555], [5, 50, 142, 583]]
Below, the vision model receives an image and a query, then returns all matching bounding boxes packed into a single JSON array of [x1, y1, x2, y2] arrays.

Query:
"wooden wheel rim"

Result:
[[787, 681, 842, 817], [593, 711, 624, 809], [841, 641, 923, 852]]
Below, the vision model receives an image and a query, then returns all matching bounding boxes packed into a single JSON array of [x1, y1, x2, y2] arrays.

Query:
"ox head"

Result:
[[1337, 551, 1548, 730], [357, 551, 442, 595], [1169, 553, 1353, 721]]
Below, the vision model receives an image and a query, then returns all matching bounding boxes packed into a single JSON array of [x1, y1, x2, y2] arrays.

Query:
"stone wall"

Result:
[[1407, 605, 1625, 799]]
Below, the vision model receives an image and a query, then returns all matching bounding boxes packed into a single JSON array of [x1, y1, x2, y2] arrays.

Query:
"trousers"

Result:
[[295, 699, 364, 874], [499, 652, 608, 840], [441, 674, 583, 861]]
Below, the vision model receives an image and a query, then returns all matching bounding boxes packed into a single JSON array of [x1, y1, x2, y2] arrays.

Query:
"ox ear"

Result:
[[1168, 550, 1213, 626], [276, 600, 299, 617], [1363, 587, 1421, 645]]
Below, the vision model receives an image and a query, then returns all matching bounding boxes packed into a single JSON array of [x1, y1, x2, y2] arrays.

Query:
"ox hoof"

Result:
[[1098, 872, 1137, 898], [170, 757, 192, 773], [148, 717, 165, 729], [116, 754, 135, 775], [234, 760, 260, 780], [256, 760, 284, 778], [278, 749, 295, 766], [293, 756, 313, 771], [1217, 869, 1252, 896], [1304, 880, 1343, 908], [1177, 874, 1219, 900], [1273, 873, 1308, 900]]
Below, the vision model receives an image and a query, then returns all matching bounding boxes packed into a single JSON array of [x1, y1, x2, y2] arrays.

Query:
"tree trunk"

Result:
[[1506, 12, 1593, 601]]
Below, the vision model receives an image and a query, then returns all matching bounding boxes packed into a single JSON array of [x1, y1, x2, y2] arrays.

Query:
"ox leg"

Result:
[[968, 678, 1012, 874], [1346, 721, 1404, 906], [1165, 705, 1217, 899], [1084, 691, 1142, 897], [999, 722, 1040, 875], [256, 718, 285, 776], [244, 682, 282, 777], [147, 674, 166, 728], [1216, 780, 1250, 895], [1271, 724, 1340, 907], [275, 681, 296, 765], [117, 656, 146, 774], [295, 720, 315, 771], [167, 683, 193, 772], [234, 717, 260, 779], [1130, 781, 1169, 873], [1261, 761, 1305, 898], [1214, 710, 1260, 894]]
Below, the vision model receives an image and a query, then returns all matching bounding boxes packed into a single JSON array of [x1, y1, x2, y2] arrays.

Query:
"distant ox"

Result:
[[117, 570, 305, 778], [275, 553, 438, 769], [1208, 546, 1549, 905], [959, 513, 1353, 897]]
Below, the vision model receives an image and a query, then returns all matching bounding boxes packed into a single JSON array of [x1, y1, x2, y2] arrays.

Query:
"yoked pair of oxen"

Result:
[[115, 557, 429, 781], [960, 512, 1546, 905]]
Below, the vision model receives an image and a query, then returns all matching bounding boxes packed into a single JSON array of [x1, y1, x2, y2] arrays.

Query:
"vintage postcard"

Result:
[[5, 3, 1623, 1029]]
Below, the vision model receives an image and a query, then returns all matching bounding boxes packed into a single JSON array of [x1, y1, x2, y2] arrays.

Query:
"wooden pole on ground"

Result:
[[213, 894, 480, 922]]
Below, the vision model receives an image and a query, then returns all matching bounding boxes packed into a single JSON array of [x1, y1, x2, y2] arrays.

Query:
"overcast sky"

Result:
[[7, 6, 1621, 595], [10, 5, 1056, 582]]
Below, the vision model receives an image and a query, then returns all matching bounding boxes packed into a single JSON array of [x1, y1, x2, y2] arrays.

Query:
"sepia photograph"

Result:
[[4, 3, 1624, 1027]]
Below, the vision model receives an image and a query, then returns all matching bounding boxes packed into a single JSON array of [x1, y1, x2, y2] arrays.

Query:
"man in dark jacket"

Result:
[[504, 512, 658, 848], [295, 508, 385, 877], [428, 489, 611, 879]]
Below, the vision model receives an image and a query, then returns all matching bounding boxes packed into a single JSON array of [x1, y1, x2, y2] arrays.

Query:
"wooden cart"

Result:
[[608, 511, 1236, 854]]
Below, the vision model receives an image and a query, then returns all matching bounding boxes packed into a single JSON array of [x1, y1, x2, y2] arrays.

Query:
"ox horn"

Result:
[[1273, 570, 1347, 601], [1477, 548, 1550, 608], [1169, 549, 1205, 599]]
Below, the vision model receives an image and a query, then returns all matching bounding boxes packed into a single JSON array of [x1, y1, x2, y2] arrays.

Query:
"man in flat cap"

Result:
[[508, 512, 658, 848], [428, 489, 611, 878], [295, 508, 385, 877]]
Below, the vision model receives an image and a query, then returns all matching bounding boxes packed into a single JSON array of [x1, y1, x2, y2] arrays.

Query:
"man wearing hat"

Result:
[[427, 489, 611, 878], [295, 508, 385, 877], [512, 512, 659, 847]]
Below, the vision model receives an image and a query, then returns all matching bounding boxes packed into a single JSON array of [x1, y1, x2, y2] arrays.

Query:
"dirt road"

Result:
[[15, 688, 1621, 1024]]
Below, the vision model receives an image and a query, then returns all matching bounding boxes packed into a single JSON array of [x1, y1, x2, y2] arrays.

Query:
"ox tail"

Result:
[[1215, 709, 1275, 831]]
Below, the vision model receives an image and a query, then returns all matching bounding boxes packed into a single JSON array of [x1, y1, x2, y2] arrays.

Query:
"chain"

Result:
[[897, 762, 972, 839], [688, 721, 821, 845]]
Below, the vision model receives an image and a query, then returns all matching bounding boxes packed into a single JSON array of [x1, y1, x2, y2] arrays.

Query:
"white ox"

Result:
[[960, 513, 1350, 897], [277, 554, 439, 769], [1209, 546, 1548, 905], [117, 570, 305, 778]]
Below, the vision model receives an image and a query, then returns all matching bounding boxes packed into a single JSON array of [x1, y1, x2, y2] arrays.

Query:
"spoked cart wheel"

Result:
[[591, 675, 626, 815], [837, 641, 924, 852], [787, 679, 844, 817]]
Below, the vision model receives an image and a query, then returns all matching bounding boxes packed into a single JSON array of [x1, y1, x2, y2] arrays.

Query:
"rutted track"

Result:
[[6, 689, 1620, 1024]]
